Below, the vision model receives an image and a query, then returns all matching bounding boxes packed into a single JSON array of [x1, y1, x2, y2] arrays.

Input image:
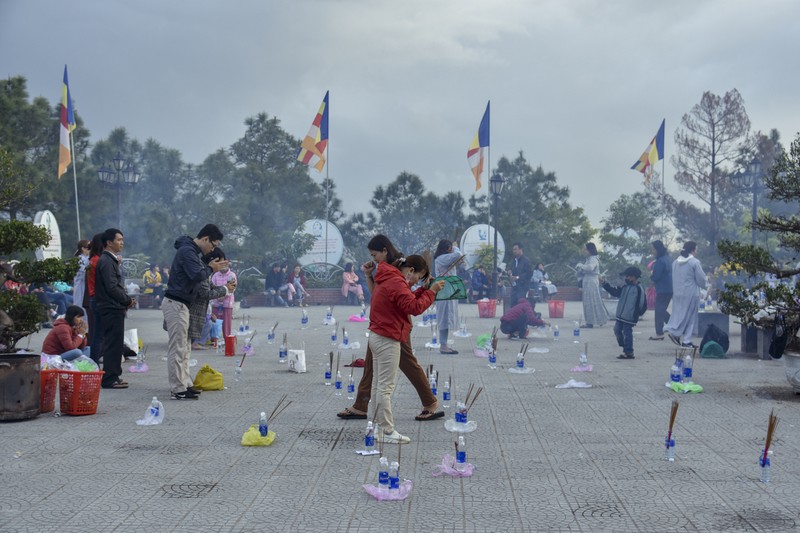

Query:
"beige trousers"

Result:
[[369, 332, 402, 434], [163, 298, 192, 394]]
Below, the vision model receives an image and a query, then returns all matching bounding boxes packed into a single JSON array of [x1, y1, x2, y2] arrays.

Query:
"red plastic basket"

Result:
[[58, 370, 104, 416], [40, 369, 59, 413], [548, 300, 565, 319], [477, 299, 497, 318]]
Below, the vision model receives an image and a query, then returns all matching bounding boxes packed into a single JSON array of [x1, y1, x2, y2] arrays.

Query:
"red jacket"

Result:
[[369, 264, 436, 342], [87, 255, 99, 297], [500, 298, 544, 327], [41, 318, 87, 355]]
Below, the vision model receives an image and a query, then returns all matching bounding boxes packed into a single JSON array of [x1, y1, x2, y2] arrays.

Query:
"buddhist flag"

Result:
[[631, 119, 665, 176], [296, 91, 329, 172], [58, 65, 76, 179], [467, 101, 490, 191]]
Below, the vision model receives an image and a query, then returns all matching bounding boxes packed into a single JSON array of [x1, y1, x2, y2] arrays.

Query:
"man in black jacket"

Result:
[[508, 243, 533, 304], [94, 228, 135, 389], [163, 224, 229, 400]]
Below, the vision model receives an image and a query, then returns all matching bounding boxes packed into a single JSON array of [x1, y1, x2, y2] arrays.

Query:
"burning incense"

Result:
[[267, 394, 292, 423], [667, 400, 679, 441], [270, 321, 279, 334], [763, 409, 780, 462], [466, 387, 483, 413], [335, 352, 341, 376]]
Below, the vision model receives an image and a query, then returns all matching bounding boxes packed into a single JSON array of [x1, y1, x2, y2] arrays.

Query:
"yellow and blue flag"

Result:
[[467, 101, 490, 191]]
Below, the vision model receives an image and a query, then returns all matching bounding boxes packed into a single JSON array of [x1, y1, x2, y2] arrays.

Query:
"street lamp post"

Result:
[[489, 173, 505, 299], [731, 157, 763, 246], [98, 152, 141, 230]]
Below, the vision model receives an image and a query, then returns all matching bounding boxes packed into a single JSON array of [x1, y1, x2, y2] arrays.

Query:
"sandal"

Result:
[[102, 381, 128, 389], [648, 336, 665, 341], [439, 347, 459, 354], [336, 407, 367, 420], [415, 409, 445, 421]]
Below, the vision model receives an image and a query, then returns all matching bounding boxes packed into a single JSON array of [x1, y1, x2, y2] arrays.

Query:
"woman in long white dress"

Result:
[[664, 241, 707, 347], [576, 242, 608, 328], [434, 239, 463, 354], [71, 240, 90, 313]]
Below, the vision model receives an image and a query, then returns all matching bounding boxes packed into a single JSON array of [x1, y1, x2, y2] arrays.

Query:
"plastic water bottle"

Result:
[[455, 435, 467, 472], [378, 457, 390, 494], [682, 352, 693, 383], [330, 327, 338, 346], [699, 298, 705, 312], [239, 318, 244, 333], [664, 437, 675, 461], [553, 325, 560, 341], [245, 316, 250, 331], [760, 452, 771, 483], [342, 329, 349, 347], [670, 359, 682, 383], [579, 349, 588, 367], [706, 295, 713, 311], [259, 412, 268, 437], [335, 371, 343, 395], [488, 350, 497, 369], [429, 373, 437, 396], [456, 401, 468, 423], [234, 359, 242, 382], [389, 461, 400, 490], [364, 421, 375, 452], [324, 361, 331, 386], [325, 306, 332, 322], [347, 375, 355, 399], [573, 321, 580, 342], [267, 330, 275, 344], [279, 341, 287, 363], [301, 309, 308, 329], [516, 351, 525, 369], [136, 351, 144, 371], [431, 329, 438, 346], [442, 380, 451, 408], [360, 303, 366, 319], [149, 396, 160, 418]]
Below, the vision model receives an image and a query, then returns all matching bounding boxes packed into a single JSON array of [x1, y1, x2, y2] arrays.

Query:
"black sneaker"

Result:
[[187, 386, 203, 395], [171, 390, 200, 400]]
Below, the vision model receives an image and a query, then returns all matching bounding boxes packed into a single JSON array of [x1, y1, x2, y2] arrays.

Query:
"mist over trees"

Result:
[[1, 75, 791, 281]]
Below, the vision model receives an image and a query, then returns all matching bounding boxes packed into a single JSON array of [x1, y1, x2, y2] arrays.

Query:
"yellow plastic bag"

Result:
[[192, 364, 224, 391], [241, 424, 276, 446]]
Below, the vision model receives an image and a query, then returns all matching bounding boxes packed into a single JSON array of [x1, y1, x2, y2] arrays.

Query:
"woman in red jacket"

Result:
[[366, 235, 445, 444], [41, 305, 89, 361]]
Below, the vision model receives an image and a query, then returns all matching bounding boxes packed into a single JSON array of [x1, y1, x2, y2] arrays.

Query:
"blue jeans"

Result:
[[614, 321, 634, 354], [60, 347, 91, 361]]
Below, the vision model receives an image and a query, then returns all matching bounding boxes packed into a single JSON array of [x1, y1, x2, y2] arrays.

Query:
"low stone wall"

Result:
[[241, 288, 356, 307]]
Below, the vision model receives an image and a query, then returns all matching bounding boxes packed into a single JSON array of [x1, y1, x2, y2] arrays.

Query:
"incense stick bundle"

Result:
[[763, 409, 780, 461], [335, 352, 341, 376], [584, 342, 588, 356], [441, 254, 466, 277], [246, 329, 258, 346], [464, 383, 475, 405], [466, 387, 483, 413], [491, 336, 498, 353], [667, 400, 679, 438], [267, 394, 292, 423], [397, 441, 402, 465], [270, 322, 279, 335], [282, 332, 287, 345], [328, 351, 334, 370]]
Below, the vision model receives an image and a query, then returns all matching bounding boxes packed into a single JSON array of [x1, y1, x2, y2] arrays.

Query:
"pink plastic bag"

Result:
[[363, 480, 413, 500]]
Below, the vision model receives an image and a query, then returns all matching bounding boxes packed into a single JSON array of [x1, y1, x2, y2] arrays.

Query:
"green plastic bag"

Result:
[[192, 364, 224, 391], [475, 334, 492, 350], [241, 424, 276, 446], [669, 381, 704, 394]]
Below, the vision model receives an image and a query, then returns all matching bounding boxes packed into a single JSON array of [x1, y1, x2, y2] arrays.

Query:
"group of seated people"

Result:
[[468, 262, 556, 303], [141, 263, 169, 308], [264, 262, 311, 307]]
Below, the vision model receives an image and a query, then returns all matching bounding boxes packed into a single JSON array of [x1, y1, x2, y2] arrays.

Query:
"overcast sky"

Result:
[[2, 0, 799, 228]]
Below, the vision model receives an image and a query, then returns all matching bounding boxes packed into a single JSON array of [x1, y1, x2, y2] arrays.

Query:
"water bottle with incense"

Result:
[[301, 309, 309, 329]]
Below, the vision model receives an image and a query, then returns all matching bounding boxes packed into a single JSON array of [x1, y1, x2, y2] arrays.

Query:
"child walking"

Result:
[[601, 267, 647, 359]]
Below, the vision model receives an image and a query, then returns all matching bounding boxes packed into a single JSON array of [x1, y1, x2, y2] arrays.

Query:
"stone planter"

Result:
[[0, 352, 41, 421], [785, 350, 800, 392]]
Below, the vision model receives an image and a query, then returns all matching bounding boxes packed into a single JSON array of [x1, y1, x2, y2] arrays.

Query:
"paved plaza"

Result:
[[2, 301, 800, 532]]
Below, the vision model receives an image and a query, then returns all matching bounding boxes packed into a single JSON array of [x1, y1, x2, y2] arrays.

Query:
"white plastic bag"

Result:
[[136, 399, 165, 425], [123, 328, 139, 351], [287, 349, 306, 373]]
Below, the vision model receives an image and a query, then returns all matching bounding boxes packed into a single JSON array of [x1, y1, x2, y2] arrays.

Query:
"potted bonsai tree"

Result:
[[717, 133, 800, 391]]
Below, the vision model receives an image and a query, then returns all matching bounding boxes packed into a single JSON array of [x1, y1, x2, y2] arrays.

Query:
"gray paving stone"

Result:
[[3, 302, 800, 531]]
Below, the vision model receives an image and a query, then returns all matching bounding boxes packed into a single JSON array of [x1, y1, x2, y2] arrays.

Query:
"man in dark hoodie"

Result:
[[163, 224, 229, 400], [601, 267, 647, 360], [94, 228, 135, 389]]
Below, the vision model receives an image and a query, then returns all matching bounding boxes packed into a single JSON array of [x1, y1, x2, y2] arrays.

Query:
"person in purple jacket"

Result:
[[499, 297, 549, 339]]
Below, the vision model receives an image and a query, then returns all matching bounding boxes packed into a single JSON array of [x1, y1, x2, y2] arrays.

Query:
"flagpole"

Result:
[[325, 163, 329, 266], [661, 157, 665, 237], [69, 131, 81, 240]]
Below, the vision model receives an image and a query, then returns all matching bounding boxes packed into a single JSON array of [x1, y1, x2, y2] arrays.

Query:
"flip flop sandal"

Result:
[[337, 408, 367, 419], [102, 381, 128, 389], [649, 336, 665, 341], [415, 410, 445, 421]]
